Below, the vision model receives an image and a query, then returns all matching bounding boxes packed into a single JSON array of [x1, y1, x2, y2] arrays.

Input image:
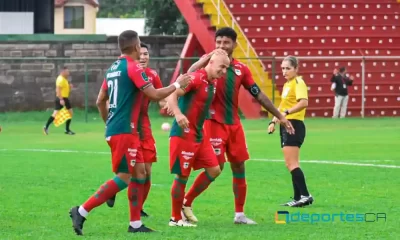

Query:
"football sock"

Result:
[[171, 177, 187, 221], [128, 178, 145, 224], [66, 119, 72, 131], [232, 172, 247, 213], [184, 171, 215, 207], [45, 116, 54, 129], [142, 176, 151, 207], [82, 176, 128, 214], [291, 173, 301, 200], [291, 167, 310, 197]]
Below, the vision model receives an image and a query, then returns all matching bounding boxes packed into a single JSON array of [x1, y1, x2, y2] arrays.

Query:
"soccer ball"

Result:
[[161, 122, 170, 131]]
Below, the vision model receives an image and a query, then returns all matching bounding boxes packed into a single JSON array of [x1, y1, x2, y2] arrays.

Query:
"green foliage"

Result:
[[98, 0, 188, 35]]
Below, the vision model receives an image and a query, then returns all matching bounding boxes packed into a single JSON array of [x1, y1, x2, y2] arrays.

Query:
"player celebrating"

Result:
[[69, 30, 191, 235], [167, 50, 230, 227], [184, 27, 294, 224], [106, 43, 165, 217], [268, 56, 313, 207]]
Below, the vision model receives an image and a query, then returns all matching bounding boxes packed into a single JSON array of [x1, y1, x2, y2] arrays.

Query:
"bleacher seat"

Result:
[[224, 0, 400, 117]]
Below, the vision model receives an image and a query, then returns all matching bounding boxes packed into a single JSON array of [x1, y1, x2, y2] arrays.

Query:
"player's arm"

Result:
[[96, 80, 109, 123], [55, 78, 63, 99], [151, 72, 167, 107], [242, 67, 285, 120], [166, 88, 186, 116]]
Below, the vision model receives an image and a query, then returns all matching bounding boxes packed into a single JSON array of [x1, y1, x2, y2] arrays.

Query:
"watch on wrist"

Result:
[[284, 109, 290, 115]]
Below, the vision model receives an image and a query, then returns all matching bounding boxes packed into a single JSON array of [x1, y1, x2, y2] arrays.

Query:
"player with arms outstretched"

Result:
[[183, 27, 294, 224], [167, 50, 230, 227], [69, 30, 191, 235], [106, 43, 165, 217]]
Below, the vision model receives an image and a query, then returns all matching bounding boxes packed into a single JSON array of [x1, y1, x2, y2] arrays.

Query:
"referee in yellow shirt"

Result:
[[268, 56, 313, 207], [43, 67, 75, 135]]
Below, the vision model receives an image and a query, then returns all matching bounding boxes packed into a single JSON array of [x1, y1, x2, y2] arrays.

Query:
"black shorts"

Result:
[[280, 119, 306, 148], [55, 98, 72, 110]]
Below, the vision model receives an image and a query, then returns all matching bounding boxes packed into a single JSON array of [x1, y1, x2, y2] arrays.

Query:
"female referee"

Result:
[[268, 56, 313, 207]]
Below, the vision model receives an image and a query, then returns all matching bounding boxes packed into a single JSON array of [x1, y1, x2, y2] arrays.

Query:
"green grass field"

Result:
[[0, 110, 399, 240]]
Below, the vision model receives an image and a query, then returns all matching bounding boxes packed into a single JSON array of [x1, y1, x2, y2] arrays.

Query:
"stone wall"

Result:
[[0, 36, 186, 111]]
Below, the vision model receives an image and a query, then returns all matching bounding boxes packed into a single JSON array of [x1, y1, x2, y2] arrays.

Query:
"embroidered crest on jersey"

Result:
[[234, 69, 242, 76]]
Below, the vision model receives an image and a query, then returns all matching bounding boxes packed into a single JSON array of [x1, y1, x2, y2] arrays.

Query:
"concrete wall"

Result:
[[0, 36, 186, 111]]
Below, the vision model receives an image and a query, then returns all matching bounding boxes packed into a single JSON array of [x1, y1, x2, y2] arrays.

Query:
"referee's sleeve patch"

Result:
[[248, 83, 261, 97]]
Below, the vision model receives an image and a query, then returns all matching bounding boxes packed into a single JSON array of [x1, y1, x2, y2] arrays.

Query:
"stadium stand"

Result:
[[174, 0, 400, 117]]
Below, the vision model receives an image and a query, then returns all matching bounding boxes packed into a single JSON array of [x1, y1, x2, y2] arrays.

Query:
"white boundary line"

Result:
[[1, 148, 399, 169]]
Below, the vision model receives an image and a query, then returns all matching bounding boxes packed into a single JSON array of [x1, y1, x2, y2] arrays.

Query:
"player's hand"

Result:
[[175, 113, 189, 129], [59, 99, 65, 106], [279, 117, 295, 135], [163, 102, 175, 116], [267, 123, 275, 134], [211, 48, 228, 57], [176, 74, 192, 89]]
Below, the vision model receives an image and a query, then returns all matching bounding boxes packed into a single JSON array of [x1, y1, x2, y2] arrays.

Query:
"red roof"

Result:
[[55, 0, 99, 8]]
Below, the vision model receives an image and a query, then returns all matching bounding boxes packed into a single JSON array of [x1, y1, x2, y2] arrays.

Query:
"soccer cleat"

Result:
[[169, 219, 197, 227], [281, 198, 299, 207], [182, 205, 198, 223], [128, 224, 155, 233], [234, 215, 257, 224], [141, 209, 149, 217], [106, 195, 116, 208], [65, 130, 75, 135], [291, 195, 314, 207], [69, 206, 86, 236], [43, 127, 49, 135]]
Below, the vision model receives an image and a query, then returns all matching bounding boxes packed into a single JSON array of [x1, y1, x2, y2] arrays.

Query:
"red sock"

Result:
[[171, 178, 187, 221], [128, 178, 145, 221], [82, 176, 128, 212], [233, 173, 247, 213], [142, 177, 151, 208], [184, 171, 214, 207]]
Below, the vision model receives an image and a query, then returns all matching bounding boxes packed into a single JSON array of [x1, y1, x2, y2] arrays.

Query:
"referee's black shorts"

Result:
[[280, 119, 306, 148], [55, 98, 72, 110]]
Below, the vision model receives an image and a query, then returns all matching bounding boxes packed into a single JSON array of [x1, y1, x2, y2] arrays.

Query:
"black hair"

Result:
[[140, 43, 149, 49], [118, 30, 139, 54], [215, 27, 237, 42], [339, 67, 346, 73], [283, 55, 299, 68]]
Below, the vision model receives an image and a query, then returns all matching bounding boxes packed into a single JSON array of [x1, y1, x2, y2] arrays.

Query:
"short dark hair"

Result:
[[215, 27, 237, 42], [118, 30, 139, 54], [283, 55, 299, 68], [62, 66, 68, 70], [140, 43, 149, 49], [339, 67, 346, 73]]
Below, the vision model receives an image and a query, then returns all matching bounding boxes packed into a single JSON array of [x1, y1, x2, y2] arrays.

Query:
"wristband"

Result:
[[173, 82, 181, 89], [284, 110, 290, 115], [268, 121, 275, 126]]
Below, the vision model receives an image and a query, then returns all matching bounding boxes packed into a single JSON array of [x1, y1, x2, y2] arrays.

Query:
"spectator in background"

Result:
[[330, 67, 354, 118]]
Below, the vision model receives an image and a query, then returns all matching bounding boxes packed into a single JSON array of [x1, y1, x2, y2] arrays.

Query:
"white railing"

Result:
[[208, 0, 266, 83], [273, 56, 400, 118]]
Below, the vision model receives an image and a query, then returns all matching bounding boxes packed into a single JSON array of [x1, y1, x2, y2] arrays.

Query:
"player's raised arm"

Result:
[[96, 79, 109, 123], [187, 49, 225, 73]]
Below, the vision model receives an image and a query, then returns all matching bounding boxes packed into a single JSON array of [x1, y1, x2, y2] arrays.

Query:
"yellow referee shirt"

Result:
[[279, 76, 308, 121], [56, 75, 70, 98]]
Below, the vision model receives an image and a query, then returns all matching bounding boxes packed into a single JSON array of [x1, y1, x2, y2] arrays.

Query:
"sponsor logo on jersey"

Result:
[[141, 72, 149, 82]]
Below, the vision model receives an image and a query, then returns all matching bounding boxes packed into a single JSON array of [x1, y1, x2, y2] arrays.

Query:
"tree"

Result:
[[135, 0, 188, 35], [97, 0, 144, 18]]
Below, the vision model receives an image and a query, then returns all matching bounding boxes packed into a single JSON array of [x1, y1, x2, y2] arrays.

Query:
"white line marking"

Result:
[[251, 159, 400, 169], [1, 148, 399, 169]]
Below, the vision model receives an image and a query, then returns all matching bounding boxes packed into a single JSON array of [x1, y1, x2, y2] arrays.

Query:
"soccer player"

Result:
[[167, 50, 230, 227], [183, 27, 294, 224], [69, 30, 191, 235], [268, 56, 313, 207], [43, 66, 75, 135], [106, 43, 165, 217]]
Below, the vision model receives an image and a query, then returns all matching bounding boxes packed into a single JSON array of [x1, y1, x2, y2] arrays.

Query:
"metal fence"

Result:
[[0, 56, 399, 120]]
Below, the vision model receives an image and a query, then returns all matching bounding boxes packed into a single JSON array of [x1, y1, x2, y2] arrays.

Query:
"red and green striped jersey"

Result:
[[137, 68, 163, 140], [170, 69, 216, 142], [101, 56, 152, 137], [208, 59, 255, 125]]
